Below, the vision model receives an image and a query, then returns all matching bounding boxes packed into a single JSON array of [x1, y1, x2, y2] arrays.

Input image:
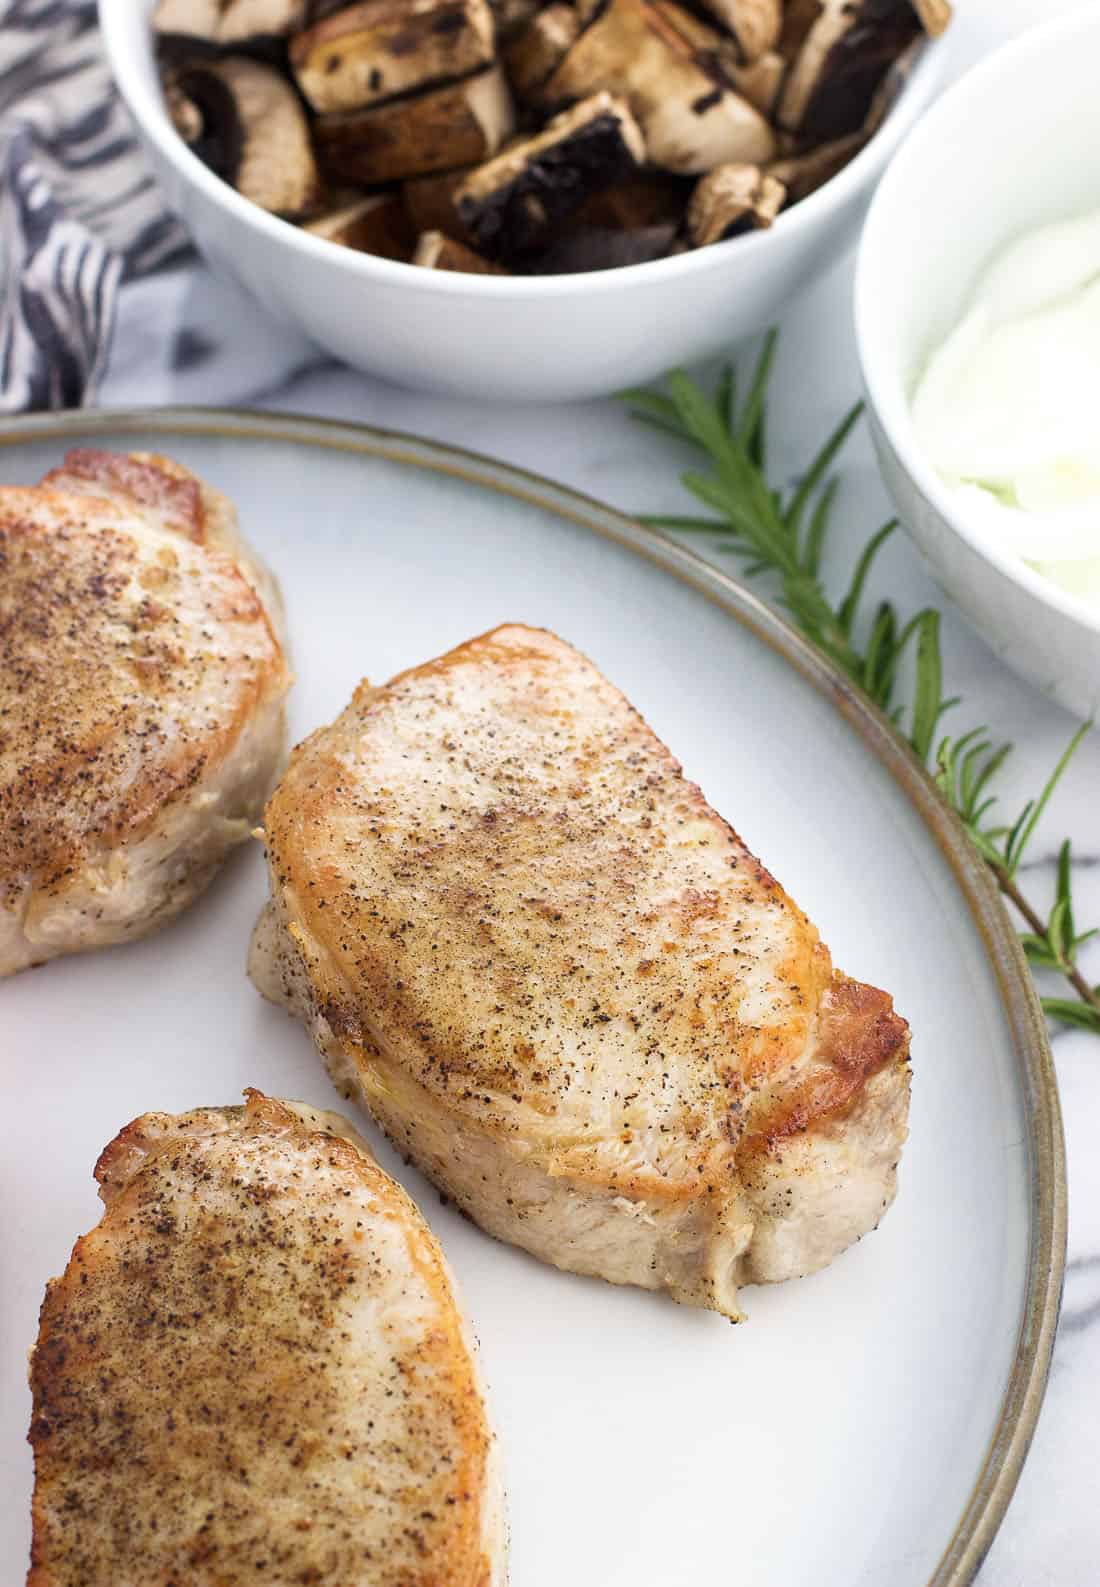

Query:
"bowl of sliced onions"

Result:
[[856, 4, 1100, 721]]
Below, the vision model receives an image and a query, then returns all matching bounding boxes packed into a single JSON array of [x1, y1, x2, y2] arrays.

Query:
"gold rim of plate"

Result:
[[0, 404, 1066, 1587]]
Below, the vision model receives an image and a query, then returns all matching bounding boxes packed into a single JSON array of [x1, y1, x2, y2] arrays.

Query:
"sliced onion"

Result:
[[949, 484, 1100, 562], [1029, 555, 1100, 607]]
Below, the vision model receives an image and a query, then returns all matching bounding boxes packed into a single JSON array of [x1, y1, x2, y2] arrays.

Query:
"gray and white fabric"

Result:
[[0, 0, 187, 413]]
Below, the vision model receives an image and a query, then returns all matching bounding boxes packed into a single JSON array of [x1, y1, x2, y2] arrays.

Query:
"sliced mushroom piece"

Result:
[[856, 5, 951, 132], [162, 62, 239, 185], [725, 47, 786, 114], [490, 0, 545, 41], [777, 0, 822, 60], [542, 0, 775, 175], [653, 0, 783, 106], [314, 64, 514, 184], [403, 169, 477, 241], [167, 56, 321, 215], [695, 0, 779, 63], [505, 3, 582, 101], [455, 91, 645, 260], [569, 168, 687, 230], [766, 130, 864, 203], [537, 222, 677, 272], [544, 169, 685, 268], [413, 230, 510, 272], [777, 0, 925, 142], [164, 74, 205, 144], [862, 32, 919, 135], [303, 193, 415, 257], [687, 162, 783, 245], [154, 0, 309, 43], [912, 0, 951, 36], [290, 0, 495, 114]]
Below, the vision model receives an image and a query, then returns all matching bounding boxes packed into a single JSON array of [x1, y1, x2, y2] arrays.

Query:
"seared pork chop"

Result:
[[250, 625, 910, 1319], [27, 1091, 504, 1587], [0, 450, 289, 975]]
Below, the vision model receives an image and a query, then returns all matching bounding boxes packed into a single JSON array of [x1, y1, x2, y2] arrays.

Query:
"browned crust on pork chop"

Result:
[[0, 451, 289, 971], [27, 1091, 503, 1587], [253, 625, 910, 1315]]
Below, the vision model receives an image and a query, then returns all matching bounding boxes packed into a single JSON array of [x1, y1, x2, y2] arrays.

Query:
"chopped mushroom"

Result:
[[537, 222, 677, 271], [304, 193, 415, 256], [413, 230, 510, 271], [403, 169, 476, 241], [695, 0, 780, 63], [777, 0, 822, 60], [537, 167, 685, 268], [164, 76, 205, 143], [725, 48, 786, 115], [456, 91, 645, 260], [314, 64, 514, 184], [649, 0, 783, 107], [777, 0, 929, 141], [505, 4, 582, 102], [154, 0, 309, 43], [542, 0, 775, 175], [766, 130, 864, 202], [290, 0, 496, 114], [912, 0, 951, 35], [862, 34, 920, 134], [489, 0, 544, 42], [569, 169, 687, 229], [155, 0, 952, 274], [687, 161, 783, 244], [168, 55, 321, 215]]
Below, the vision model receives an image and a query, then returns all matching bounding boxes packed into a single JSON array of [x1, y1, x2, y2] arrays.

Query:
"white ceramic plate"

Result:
[[0, 412, 1063, 1587]]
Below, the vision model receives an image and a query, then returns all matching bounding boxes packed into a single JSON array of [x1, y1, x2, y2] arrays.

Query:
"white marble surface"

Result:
[[93, 2, 1099, 1580]]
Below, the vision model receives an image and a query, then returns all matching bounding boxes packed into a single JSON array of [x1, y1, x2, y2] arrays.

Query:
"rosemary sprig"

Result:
[[935, 726, 1100, 1025], [624, 332, 1100, 1036]]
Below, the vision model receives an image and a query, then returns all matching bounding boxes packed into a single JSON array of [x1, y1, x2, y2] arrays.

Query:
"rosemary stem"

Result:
[[624, 348, 1098, 1036], [991, 862, 1100, 1013]]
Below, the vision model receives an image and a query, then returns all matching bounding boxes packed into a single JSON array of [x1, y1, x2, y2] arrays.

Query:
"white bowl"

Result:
[[855, 6, 1100, 721], [101, 0, 942, 402]]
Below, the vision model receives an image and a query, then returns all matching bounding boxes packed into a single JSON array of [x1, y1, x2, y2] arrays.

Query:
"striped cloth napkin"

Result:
[[0, 0, 187, 412]]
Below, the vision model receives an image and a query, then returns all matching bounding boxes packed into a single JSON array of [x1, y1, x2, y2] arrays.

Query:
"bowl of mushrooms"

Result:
[[101, 0, 950, 400]]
